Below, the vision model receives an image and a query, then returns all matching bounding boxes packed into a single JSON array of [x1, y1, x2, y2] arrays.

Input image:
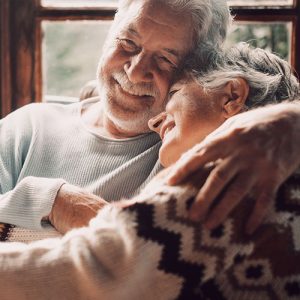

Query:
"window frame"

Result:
[[0, 0, 299, 118], [232, 3, 300, 72]]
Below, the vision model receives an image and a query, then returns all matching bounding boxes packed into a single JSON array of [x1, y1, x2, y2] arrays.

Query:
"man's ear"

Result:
[[221, 78, 249, 118]]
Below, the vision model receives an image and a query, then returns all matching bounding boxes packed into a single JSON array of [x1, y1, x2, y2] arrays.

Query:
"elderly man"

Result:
[[0, 0, 230, 232]]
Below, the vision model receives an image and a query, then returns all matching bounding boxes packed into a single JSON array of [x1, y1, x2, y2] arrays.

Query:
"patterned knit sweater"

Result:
[[0, 98, 162, 230], [0, 167, 299, 299]]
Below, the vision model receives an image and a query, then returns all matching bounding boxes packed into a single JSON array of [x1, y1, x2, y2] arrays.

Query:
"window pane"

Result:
[[43, 0, 294, 8], [42, 20, 112, 102], [227, 0, 293, 7], [226, 22, 292, 62], [42, 0, 118, 8]]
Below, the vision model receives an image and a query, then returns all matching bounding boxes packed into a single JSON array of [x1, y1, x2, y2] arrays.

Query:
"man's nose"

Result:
[[148, 112, 167, 134], [124, 52, 154, 83]]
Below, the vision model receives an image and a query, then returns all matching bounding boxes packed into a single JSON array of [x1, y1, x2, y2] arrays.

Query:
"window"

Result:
[[42, 0, 118, 8], [1, 0, 299, 117], [42, 20, 112, 101], [225, 22, 292, 60], [228, 0, 294, 6]]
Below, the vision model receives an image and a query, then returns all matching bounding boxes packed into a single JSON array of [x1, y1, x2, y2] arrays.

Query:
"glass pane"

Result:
[[43, 0, 294, 8], [227, 0, 293, 7], [226, 22, 292, 62], [42, 20, 112, 102], [42, 0, 118, 8]]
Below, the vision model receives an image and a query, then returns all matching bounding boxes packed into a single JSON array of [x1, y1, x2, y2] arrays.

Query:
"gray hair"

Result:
[[192, 43, 299, 108], [117, 0, 232, 61]]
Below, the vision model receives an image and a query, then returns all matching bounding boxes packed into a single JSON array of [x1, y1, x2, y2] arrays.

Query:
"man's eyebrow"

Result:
[[127, 26, 140, 38], [127, 26, 180, 59]]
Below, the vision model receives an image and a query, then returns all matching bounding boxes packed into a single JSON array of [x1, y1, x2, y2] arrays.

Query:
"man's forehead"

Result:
[[117, 9, 193, 58], [125, 24, 182, 58]]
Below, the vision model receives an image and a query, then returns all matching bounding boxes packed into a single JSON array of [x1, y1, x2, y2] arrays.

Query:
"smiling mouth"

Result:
[[114, 79, 155, 99], [160, 122, 175, 141]]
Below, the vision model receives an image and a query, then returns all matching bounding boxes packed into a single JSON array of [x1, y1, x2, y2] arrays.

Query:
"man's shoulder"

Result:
[[17, 101, 81, 120], [26, 101, 78, 113], [1, 101, 82, 135], [80, 96, 101, 106]]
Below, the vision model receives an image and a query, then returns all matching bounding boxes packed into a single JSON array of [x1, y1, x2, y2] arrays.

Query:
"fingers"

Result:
[[246, 187, 277, 234], [203, 172, 256, 230], [168, 136, 231, 185], [167, 149, 208, 185], [189, 158, 239, 221]]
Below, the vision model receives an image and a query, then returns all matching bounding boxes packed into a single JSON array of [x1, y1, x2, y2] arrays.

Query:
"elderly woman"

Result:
[[149, 43, 299, 167], [0, 43, 299, 299]]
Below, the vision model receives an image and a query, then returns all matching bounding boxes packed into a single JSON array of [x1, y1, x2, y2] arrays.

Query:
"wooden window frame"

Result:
[[232, 3, 300, 75], [1, 0, 299, 118]]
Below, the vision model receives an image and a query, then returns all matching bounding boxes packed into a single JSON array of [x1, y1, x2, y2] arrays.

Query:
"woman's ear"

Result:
[[221, 78, 249, 118]]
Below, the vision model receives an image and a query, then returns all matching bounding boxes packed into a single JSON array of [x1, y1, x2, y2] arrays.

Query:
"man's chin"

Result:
[[106, 105, 152, 135], [100, 88, 160, 135]]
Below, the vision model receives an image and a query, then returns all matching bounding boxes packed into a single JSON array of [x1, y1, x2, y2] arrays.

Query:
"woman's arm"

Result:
[[0, 167, 208, 299], [0, 163, 298, 299], [168, 100, 300, 233]]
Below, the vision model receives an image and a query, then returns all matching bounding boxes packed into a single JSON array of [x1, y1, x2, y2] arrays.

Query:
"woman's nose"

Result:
[[148, 112, 167, 134]]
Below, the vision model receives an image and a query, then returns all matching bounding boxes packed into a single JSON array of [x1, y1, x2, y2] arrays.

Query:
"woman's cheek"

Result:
[[159, 131, 180, 167], [159, 144, 176, 167]]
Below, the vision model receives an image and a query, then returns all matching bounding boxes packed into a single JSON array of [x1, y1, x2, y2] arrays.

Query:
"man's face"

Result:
[[97, 0, 193, 134]]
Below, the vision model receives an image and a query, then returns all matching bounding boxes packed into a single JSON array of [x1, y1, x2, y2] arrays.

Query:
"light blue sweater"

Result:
[[0, 99, 162, 230]]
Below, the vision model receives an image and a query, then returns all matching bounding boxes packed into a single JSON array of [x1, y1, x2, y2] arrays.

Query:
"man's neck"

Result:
[[81, 99, 145, 139]]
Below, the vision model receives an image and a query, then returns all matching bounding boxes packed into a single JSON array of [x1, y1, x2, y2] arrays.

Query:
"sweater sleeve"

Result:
[[0, 106, 66, 229], [0, 205, 181, 300], [0, 176, 66, 229]]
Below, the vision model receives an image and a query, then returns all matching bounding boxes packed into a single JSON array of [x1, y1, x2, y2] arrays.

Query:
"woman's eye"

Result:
[[159, 56, 172, 64], [168, 89, 179, 98]]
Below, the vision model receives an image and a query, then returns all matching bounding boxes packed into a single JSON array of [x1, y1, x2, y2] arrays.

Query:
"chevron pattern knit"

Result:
[[123, 170, 300, 299], [0, 170, 299, 299], [0, 223, 13, 241]]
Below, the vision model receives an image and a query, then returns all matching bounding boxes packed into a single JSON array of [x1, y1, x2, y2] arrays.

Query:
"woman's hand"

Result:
[[167, 102, 300, 234], [49, 184, 108, 234]]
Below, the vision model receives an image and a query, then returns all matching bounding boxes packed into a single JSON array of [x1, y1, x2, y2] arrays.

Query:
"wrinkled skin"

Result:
[[168, 102, 300, 234], [49, 184, 108, 234]]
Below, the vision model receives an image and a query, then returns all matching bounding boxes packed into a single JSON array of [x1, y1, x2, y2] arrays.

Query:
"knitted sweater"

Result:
[[0, 99, 162, 230], [0, 168, 299, 299]]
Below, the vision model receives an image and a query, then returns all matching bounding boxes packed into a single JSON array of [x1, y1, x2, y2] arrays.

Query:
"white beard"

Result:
[[98, 81, 156, 135], [97, 75, 164, 135]]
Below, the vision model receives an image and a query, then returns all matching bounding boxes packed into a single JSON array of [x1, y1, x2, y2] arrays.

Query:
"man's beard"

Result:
[[98, 71, 164, 135]]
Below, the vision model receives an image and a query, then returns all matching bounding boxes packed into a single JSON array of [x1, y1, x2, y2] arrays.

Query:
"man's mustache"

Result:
[[113, 72, 160, 99]]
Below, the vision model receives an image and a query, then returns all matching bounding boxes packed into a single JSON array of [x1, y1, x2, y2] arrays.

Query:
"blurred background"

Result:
[[0, 0, 299, 116]]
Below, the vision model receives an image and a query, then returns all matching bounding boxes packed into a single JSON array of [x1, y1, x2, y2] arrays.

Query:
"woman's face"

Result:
[[148, 78, 226, 167]]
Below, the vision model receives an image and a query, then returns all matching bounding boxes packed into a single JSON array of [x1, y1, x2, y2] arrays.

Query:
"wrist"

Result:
[[48, 183, 67, 228]]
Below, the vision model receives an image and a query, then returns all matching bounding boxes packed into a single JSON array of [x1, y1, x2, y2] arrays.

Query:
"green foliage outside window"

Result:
[[225, 23, 290, 60]]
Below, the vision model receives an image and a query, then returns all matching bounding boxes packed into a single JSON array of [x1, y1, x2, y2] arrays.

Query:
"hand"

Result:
[[49, 184, 108, 234], [168, 102, 300, 234]]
